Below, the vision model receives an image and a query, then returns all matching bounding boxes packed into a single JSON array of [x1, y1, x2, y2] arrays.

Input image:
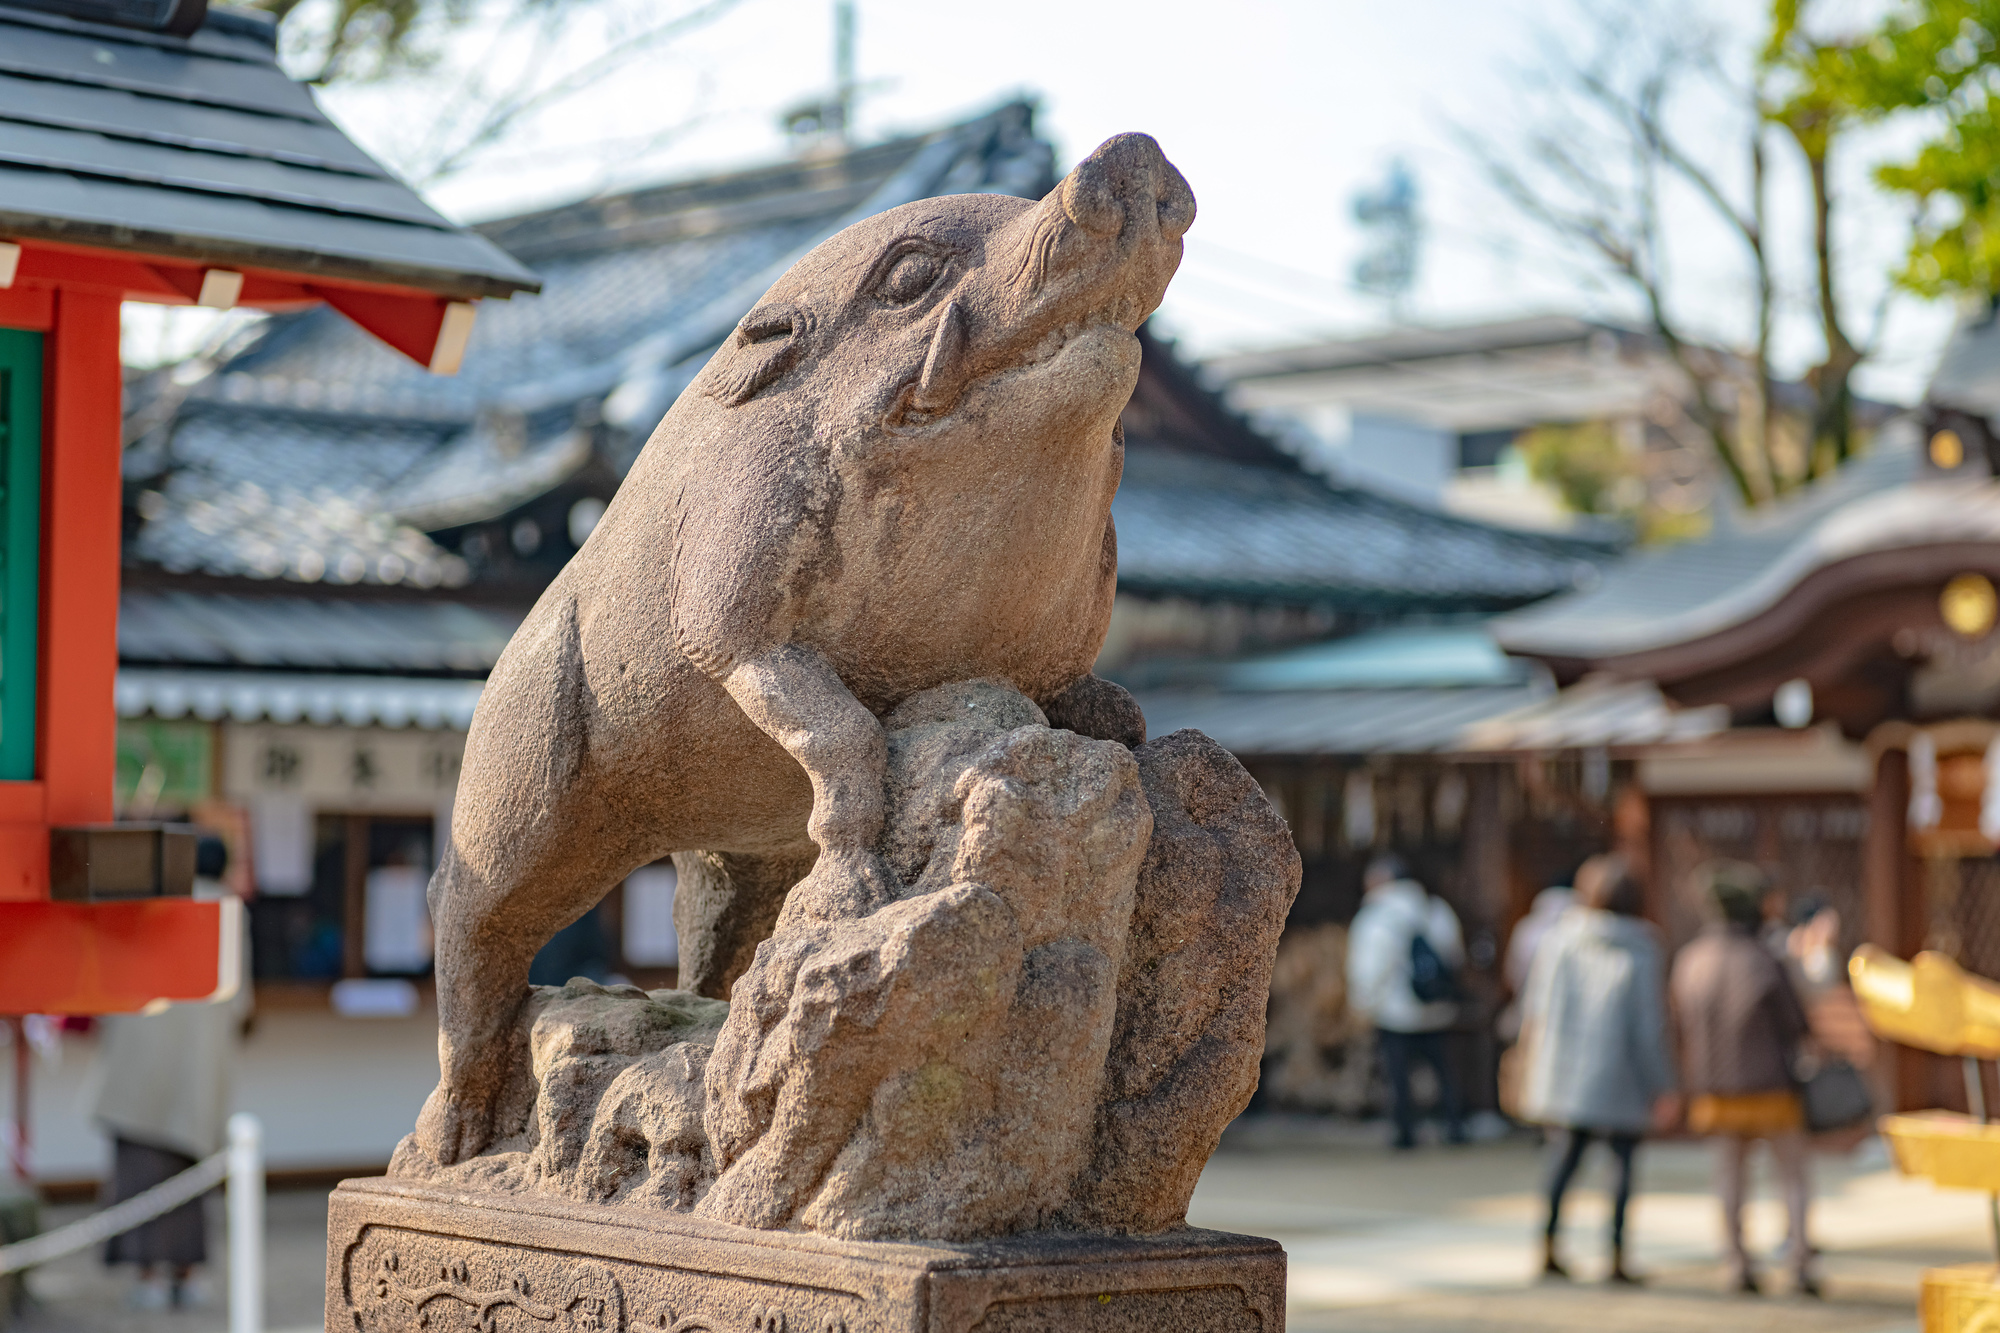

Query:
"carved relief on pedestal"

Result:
[[966, 1286, 1262, 1333], [644, 1304, 844, 1333], [351, 1241, 623, 1333]]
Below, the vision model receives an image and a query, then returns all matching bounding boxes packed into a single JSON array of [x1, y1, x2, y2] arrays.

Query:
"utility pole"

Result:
[[832, 0, 855, 146], [1351, 159, 1422, 324], [780, 1, 860, 153]]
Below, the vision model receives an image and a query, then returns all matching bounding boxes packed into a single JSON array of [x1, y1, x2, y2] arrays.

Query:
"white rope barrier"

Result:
[[0, 1147, 227, 1275], [227, 1113, 264, 1333]]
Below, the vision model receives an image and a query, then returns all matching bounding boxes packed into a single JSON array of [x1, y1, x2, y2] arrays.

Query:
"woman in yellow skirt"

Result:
[[1670, 861, 1815, 1296]]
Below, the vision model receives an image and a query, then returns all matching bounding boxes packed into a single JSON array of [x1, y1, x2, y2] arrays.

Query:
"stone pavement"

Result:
[[10, 1118, 1992, 1332], [1193, 1117, 1992, 1332]]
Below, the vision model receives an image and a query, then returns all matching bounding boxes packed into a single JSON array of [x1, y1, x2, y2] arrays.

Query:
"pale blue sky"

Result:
[[134, 0, 1960, 403]]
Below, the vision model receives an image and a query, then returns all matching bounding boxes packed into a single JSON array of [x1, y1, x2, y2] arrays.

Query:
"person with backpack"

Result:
[[1347, 853, 1466, 1149], [1517, 854, 1676, 1285]]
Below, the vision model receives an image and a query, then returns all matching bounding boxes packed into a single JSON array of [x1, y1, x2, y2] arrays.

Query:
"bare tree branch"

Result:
[[414, 0, 736, 183], [1456, 1, 1796, 512]]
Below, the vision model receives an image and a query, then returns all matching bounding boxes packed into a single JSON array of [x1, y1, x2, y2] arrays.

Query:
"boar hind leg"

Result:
[[672, 845, 819, 999], [412, 595, 648, 1167]]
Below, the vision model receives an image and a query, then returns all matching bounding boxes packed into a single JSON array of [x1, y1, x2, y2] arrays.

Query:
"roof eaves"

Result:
[[0, 19, 323, 122], [0, 186, 542, 298], [1207, 316, 1645, 385], [1111, 572, 1567, 611]]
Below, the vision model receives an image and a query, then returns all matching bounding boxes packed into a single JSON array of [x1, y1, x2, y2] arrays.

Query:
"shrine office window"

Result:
[[0, 330, 40, 781]]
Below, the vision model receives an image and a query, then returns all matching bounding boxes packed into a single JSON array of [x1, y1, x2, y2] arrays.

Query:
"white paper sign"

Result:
[[364, 866, 433, 974], [622, 865, 679, 967], [249, 793, 312, 896]]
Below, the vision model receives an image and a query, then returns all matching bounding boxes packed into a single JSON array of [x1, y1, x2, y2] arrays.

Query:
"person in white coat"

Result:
[[1347, 853, 1465, 1149]]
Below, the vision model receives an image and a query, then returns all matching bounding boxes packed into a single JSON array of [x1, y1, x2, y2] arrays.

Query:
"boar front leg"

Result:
[[720, 644, 899, 924]]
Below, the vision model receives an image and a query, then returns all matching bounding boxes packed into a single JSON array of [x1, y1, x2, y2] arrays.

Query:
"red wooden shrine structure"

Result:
[[0, 0, 537, 1016]]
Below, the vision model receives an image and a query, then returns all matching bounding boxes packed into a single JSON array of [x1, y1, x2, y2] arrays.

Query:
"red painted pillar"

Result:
[[0, 287, 228, 1012], [38, 288, 120, 830]]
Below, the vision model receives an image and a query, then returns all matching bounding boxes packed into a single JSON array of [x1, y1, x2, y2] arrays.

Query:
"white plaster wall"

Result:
[[1340, 414, 1456, 505], [10, 1001, 441, 1184]]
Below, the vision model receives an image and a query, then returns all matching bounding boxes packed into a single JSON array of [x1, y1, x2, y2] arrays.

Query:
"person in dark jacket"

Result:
[[1670, 861, 1815, 1297], [1519, 855, 1675, 1284], [94, 836, 247, 1310]]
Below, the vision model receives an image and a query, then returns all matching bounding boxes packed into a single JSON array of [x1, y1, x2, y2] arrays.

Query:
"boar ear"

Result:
[[703, 303, 810, 407]]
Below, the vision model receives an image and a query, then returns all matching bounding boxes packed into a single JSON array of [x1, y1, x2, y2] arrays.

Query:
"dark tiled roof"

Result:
[[129, 404, 470, 583], [119, 589, 521, 674], [1135, 685, 1549, 756], [1131, 669, 1725, 756], [1112, 448, 1608, 610], [0, 3, 537, 296]]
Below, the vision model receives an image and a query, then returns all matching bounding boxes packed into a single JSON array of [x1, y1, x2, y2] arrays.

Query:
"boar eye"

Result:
[[875, 249, 943, 304]]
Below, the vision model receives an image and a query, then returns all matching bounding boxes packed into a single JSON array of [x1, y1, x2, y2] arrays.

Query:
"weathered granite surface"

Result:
[[366, 132, 1301, 1324], [329, 1177, 1286, 1333], [391, 680, 1299, 1243]]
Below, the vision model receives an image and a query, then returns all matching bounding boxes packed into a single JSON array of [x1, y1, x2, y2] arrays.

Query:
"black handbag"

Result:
[[1803, 1058, 1874, 1133]]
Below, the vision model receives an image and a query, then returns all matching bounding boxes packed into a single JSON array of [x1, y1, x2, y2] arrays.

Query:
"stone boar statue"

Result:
[[416, 133, 1195, 1165]]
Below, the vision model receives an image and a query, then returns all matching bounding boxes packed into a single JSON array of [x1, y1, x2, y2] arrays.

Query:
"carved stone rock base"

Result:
[[327, 1178, 1286, 1333]]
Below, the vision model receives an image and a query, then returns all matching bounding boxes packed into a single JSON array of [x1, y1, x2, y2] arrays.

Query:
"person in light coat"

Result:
[[1519, 854, 1675, 1284], [1347, 853, 1465, 1149]]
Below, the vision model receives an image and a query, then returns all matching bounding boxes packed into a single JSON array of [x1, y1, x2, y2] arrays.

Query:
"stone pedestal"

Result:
[[326, 1178, 1287, 1333]]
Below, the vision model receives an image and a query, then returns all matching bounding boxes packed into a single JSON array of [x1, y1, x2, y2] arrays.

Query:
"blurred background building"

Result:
[[17, 0, 2000, 1194]]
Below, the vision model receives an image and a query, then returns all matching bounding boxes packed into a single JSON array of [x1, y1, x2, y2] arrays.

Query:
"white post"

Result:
[[227, 1113, 263, 1333]]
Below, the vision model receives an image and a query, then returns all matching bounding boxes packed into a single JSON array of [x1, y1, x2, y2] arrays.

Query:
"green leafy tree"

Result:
[[1823, 1, 2000, 299], [1515, 421, 1634, 517]]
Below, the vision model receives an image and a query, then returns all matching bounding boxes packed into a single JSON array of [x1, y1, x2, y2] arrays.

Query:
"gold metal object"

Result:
[[1921, 1263, 2000, 1332], [1884, 1112, 2000, 1193], [1942, 573, 1999, 639], [1855, 949, 2000, 1329], [1852, 946, 2000, 1059], [1934, 429, 1967, 469]]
